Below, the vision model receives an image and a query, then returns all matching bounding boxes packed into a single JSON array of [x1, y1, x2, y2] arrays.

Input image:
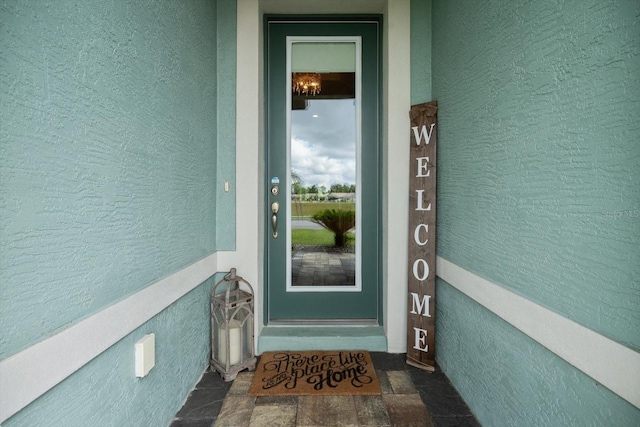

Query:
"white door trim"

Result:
[[235, 0, 412, 353]]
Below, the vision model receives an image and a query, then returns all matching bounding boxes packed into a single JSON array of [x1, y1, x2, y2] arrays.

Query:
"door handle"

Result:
[[271, 202, 280, 238]]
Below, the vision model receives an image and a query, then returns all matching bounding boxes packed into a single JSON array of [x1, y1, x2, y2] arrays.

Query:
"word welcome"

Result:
[[411, 122, 434, 353], [406, 102, 437, 370]]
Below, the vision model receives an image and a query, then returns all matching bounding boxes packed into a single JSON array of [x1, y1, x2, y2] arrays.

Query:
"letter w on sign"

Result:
[[406, 101, 437, 371]]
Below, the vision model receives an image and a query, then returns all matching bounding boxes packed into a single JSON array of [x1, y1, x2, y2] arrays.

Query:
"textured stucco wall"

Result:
[[1, 0, 230, 425], [429, 0, 640, 424], [3, 275, 220, 427], [1, 1, 218, 358], [437, 281, 640, 426], [410, 0, 431, 104], [215, 0, 237, 250]]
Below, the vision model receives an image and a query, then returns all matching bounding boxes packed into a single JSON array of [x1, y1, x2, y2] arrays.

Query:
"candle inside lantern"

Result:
[[218, 319, 241, 366]]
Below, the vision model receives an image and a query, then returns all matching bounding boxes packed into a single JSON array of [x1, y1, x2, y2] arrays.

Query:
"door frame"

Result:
[[263, 17, 382, 323], [233, 0, 411, 353]]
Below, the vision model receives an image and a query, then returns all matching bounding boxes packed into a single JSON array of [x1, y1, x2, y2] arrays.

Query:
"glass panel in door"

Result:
[[289, 39, 360, 291]]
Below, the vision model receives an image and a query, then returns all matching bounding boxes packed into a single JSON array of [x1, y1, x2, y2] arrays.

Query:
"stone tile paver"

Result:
[[353, 395, 391, 426], [376, 370, 393, 394], [174, 356, 479, 427], [387, 370, 417, 394], [215, 396, 256, 427], [227, 372, 254, 396], [248, 404, 297, 427], [383, 394, 433, 427], [297, 395, 359, 427], [173, 387, 222, 421], [255, 395, 299, 406]]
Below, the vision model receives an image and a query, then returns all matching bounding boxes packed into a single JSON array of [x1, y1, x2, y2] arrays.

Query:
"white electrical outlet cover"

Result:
[[135, 333, 155, 378]]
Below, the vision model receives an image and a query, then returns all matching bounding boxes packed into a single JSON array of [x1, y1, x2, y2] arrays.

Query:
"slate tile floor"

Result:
[[171, 353, 479, 426]]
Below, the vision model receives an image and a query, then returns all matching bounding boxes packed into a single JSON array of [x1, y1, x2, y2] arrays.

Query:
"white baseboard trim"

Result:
[[0, 253, 222, 423], [436, 256, 640, 409]]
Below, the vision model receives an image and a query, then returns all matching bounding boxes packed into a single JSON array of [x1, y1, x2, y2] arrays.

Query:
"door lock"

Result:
[[271, 185, 279, 196]]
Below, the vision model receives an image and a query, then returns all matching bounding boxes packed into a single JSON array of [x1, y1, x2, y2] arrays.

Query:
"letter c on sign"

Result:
[[413, 224, 429, 246], [412, 259, 430, 281]]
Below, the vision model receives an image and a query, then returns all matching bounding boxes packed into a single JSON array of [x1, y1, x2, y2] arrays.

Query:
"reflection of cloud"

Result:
[[291, 99, 356, 188], [292, 137, 355, 188]]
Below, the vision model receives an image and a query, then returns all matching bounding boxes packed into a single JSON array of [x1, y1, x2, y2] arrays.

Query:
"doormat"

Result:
[[248, 351, 381, 396]]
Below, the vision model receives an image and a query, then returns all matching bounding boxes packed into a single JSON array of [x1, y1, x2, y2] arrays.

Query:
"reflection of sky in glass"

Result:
[[291, 99, 356, 189]]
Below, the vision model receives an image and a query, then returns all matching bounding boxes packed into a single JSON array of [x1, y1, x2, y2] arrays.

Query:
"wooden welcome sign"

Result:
[[406, 101, 437, 371]]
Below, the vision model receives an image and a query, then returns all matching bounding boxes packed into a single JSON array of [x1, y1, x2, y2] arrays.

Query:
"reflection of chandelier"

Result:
[[292, 72, 322, 96]]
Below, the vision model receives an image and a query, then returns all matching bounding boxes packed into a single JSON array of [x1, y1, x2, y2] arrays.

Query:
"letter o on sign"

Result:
[[412, 259, 430, 281]]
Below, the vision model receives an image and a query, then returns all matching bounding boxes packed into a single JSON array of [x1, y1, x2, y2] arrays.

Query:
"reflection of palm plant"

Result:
[[291, 170, 303, 191], [311, 209, 355, 247], [291, 170, 303, 217]]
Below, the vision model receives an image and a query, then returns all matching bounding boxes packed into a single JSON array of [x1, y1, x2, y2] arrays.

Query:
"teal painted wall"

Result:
[[1, 0, 218, 358], [1, 0, 237, 425], [3, 275, 221, 427], [215, 0, 237, 251], [431, 0, 639, 350], [437, 281, 640, 426], [410, 0, 432, 104], [423, 0, 640, 424]]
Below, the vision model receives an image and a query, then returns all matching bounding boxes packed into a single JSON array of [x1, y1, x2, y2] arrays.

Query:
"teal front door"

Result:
[[265, 18, 381, 323]]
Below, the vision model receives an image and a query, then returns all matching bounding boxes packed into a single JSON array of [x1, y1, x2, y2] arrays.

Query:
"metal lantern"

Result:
[[210, 268, 256, 381]]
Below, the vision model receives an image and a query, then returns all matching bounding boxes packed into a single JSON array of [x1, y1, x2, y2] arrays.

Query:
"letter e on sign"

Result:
[[416, 157, 430, 177], [413, 328, 429, 352]]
